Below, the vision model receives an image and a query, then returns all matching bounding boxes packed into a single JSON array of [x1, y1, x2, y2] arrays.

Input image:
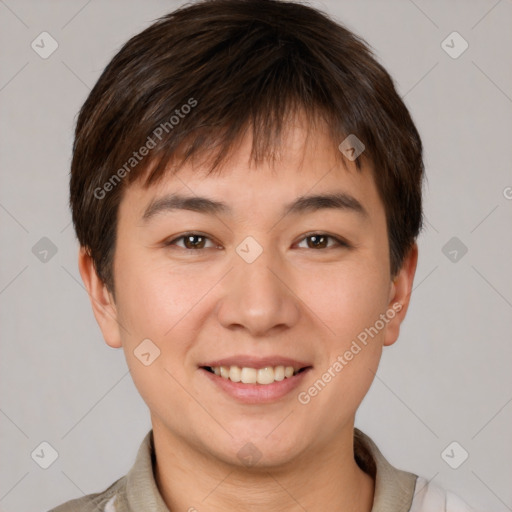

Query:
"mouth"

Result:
[[201, 364, 310, 385], [198, 357, 313, 403]]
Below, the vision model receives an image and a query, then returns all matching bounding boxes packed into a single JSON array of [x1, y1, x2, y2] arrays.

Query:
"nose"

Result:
[[215, 245, 301, 337]]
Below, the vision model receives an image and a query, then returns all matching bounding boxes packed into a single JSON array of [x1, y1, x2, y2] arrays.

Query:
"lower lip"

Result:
[[200, 368, 312, 404]]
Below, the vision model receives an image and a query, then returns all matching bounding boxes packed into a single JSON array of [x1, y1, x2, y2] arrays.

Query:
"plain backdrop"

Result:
[[0, 1, 511, 511]]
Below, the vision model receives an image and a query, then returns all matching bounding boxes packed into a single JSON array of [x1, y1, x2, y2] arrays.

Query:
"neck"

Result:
[[152, 417, 375, 512]]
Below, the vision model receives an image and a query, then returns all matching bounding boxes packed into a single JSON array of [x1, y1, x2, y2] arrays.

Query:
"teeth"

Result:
[[241, 367, 257, 384], [274, 366, 285, 381], [208, 365, 301, 385], [229, 365, 241, 382], [257, 367, 274, 385]]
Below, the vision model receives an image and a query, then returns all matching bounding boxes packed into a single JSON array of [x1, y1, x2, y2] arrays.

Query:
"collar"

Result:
[[120, 428, 417, 512], [354, 428, 418, 511]]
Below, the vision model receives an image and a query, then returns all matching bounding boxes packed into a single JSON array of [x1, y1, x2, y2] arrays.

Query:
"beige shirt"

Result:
[[48, 429, 474, 512]]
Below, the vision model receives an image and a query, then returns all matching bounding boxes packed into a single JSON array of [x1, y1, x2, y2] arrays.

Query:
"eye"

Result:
[[164, 232, 219, 250], [296, 233, 349, 250], [164, 232, 350, 251]]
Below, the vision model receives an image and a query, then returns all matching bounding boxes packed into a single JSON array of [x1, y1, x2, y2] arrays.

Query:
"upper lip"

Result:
[[200, 355, 312, 370]]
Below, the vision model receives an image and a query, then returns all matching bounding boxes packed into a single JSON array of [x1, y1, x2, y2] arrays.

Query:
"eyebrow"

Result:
[[141, 191, 368, 222]]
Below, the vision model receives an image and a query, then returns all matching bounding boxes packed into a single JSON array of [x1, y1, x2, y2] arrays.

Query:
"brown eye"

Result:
[[165, 233, 217, 250], [183, 234, 207, 249], [306, 234, 329, 249], [297, 233, 348, 250]]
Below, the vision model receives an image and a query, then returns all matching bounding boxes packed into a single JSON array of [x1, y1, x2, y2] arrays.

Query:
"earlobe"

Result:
[[383, 243, 418, 347], [78, 247, 123, 349]]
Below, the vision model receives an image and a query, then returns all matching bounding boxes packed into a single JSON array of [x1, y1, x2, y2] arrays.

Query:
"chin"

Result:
[[203, 427, 308, 470]]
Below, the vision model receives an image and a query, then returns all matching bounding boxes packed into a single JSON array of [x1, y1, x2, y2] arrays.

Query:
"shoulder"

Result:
[[410, 477, 478, 512], [47, 430, 157, 512], [47, 476, 126, 512]]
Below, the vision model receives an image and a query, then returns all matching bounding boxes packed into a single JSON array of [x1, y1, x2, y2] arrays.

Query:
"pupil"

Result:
[[309, 235, 326, 248], [186, 235, 203, 249]]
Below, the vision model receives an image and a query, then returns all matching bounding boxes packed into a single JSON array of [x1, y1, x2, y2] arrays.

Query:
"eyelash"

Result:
[[163, 232, 350, 251]]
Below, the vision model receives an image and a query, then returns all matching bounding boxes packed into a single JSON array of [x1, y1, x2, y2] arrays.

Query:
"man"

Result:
[[51, 1, 476, 510]]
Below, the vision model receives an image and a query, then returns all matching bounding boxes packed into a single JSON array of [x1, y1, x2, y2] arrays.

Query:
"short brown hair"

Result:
[[70, 0, 424, 295]]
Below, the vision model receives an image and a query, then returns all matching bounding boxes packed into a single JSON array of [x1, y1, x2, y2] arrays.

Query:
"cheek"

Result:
[[305, 260, 390, 346], [114, 249, 210, 341], [112, 254, 207, 416], [297, 264, 390, 424]]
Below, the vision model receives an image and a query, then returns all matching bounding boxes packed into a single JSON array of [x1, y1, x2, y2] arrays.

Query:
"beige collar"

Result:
[[121, 428, 417, 512]]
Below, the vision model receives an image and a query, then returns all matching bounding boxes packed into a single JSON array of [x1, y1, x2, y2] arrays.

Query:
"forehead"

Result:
[[118, 121, 383, 225]]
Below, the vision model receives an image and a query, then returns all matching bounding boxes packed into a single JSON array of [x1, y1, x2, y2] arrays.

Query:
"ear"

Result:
[[383, 243, 418, 347], [78, 247, 122, 348]]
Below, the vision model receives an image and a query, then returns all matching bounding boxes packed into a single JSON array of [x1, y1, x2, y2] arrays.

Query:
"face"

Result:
[[81, 120, 417, 469]]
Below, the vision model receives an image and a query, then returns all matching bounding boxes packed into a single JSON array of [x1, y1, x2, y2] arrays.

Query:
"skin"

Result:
[[79, 118, 418, 512]]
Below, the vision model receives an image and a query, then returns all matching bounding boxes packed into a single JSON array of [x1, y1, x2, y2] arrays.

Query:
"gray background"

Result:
[[0, 0, 511, 511]]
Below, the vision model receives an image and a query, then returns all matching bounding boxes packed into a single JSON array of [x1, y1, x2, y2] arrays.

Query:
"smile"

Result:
[[203, 365, 307, 385]]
